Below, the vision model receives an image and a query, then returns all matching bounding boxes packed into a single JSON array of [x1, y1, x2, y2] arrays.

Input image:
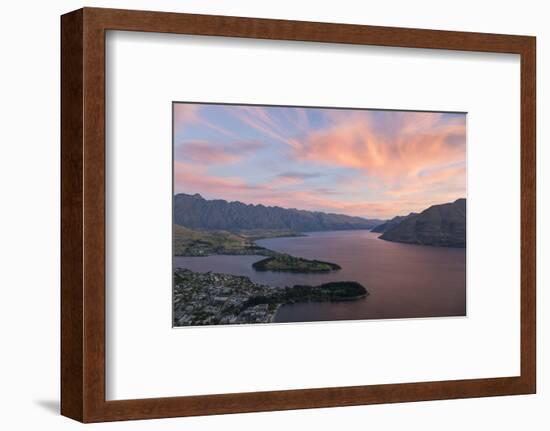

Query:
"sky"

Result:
[[173, 103, 466, 219]]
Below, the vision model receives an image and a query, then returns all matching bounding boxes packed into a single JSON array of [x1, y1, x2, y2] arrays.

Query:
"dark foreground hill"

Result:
[[174, 193, 382, 232], [379, 198, 466, 247], [371, 212, 417, 233]]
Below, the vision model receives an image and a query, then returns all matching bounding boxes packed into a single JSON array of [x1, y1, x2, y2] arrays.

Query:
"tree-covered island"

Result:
[[174, 225, 341, 273], [252, 255, 341, 272]]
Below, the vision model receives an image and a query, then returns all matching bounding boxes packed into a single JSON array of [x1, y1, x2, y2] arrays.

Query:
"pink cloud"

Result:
[[180, 141, 240, 164], [173, 106, 466, 218], [291, 112, 465, 180], [174, 104, 242, 139], [176, 139, 264, 165], [385, 164, 466, 199], [174, 161, 423, 218], [173, 104, 197, 125], [174, 161, 256, 195]]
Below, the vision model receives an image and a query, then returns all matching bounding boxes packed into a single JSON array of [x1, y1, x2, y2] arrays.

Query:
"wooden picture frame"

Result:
[[61, 7, 536, 423]]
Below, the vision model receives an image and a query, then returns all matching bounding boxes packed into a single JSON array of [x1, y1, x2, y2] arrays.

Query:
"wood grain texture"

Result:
[[60, 7, 536, 423], [60, 9, 84, 422], [520, 36, 536, 394], [82, 8, 107, 423]]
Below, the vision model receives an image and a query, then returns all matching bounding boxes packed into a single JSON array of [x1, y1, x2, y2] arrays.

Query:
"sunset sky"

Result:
[[173, 103, 466, 219]]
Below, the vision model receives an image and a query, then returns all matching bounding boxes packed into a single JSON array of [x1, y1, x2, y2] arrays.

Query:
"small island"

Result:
[[174, 225, 342, 273], [252, 255, 341, 273]]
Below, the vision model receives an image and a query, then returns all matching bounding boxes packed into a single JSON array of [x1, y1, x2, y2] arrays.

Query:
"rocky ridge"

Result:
[[379, 198, 466, 247]]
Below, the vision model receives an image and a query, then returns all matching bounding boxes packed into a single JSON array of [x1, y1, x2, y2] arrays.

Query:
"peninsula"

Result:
[[174, 224, 342, 273], [173, 268, 367, 326], [378, 198, 466, 247]]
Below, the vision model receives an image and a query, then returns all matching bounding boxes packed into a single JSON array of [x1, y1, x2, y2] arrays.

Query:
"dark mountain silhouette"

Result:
[[380, 198, 466, 247], [174, 193, 382, 232], [371, 212, 417, 233]]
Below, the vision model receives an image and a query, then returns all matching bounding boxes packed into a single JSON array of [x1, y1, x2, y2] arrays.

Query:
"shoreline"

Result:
[[173, 268, 368, 326]]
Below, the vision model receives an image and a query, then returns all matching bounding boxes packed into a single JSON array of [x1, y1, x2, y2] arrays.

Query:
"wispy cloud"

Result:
[[173, 103, 197, 124], [228, 106, 299, 147], [175, 139, 264, 165], [173, 104, 466, 218], [277, 171, 321, 180], [291, 111, 465, 179]]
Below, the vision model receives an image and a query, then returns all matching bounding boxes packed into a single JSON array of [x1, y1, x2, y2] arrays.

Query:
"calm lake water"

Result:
[[173, 230, 466, 322]]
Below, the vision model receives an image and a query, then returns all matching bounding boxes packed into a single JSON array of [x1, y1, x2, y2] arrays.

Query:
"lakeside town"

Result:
[[172, 193, 466, 326], [173, 268, 367, 326]]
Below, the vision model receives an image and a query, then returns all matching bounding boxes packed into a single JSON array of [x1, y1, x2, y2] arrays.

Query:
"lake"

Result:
[[173, 230, 466, 323]]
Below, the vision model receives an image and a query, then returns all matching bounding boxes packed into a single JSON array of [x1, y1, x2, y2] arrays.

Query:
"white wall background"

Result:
[[0, 0, 546, 429]]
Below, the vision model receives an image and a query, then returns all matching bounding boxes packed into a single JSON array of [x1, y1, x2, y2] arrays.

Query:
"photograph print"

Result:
[[173, 102, 466, 327]]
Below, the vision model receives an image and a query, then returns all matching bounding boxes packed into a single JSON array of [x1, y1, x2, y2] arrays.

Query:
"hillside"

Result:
[[174, 193, 381, 232], [173, 225, 343, 272], [371, 212, 417, 233], [173, 225, 271, 256], [379, 199, 466, 247]]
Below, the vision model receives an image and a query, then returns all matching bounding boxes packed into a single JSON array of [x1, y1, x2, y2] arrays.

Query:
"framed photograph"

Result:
[[171, 102, 468, 326], [61, 7, 536, 422]]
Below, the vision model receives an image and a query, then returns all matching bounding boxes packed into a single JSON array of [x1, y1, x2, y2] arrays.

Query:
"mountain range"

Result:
[[174, 193, 383, 232], [370, 212, 418, 233], [378, 198, 466, 247]]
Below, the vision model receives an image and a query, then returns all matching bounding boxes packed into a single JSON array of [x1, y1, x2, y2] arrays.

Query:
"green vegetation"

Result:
[[173, 225, 274, 257], [174, 225, 342, 274], [252, 255, 341, 273], [237, 229, 305, 241], [286, 281, 368, 301], [173, 269, 368, 326], [244, 281, 368, 308]]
